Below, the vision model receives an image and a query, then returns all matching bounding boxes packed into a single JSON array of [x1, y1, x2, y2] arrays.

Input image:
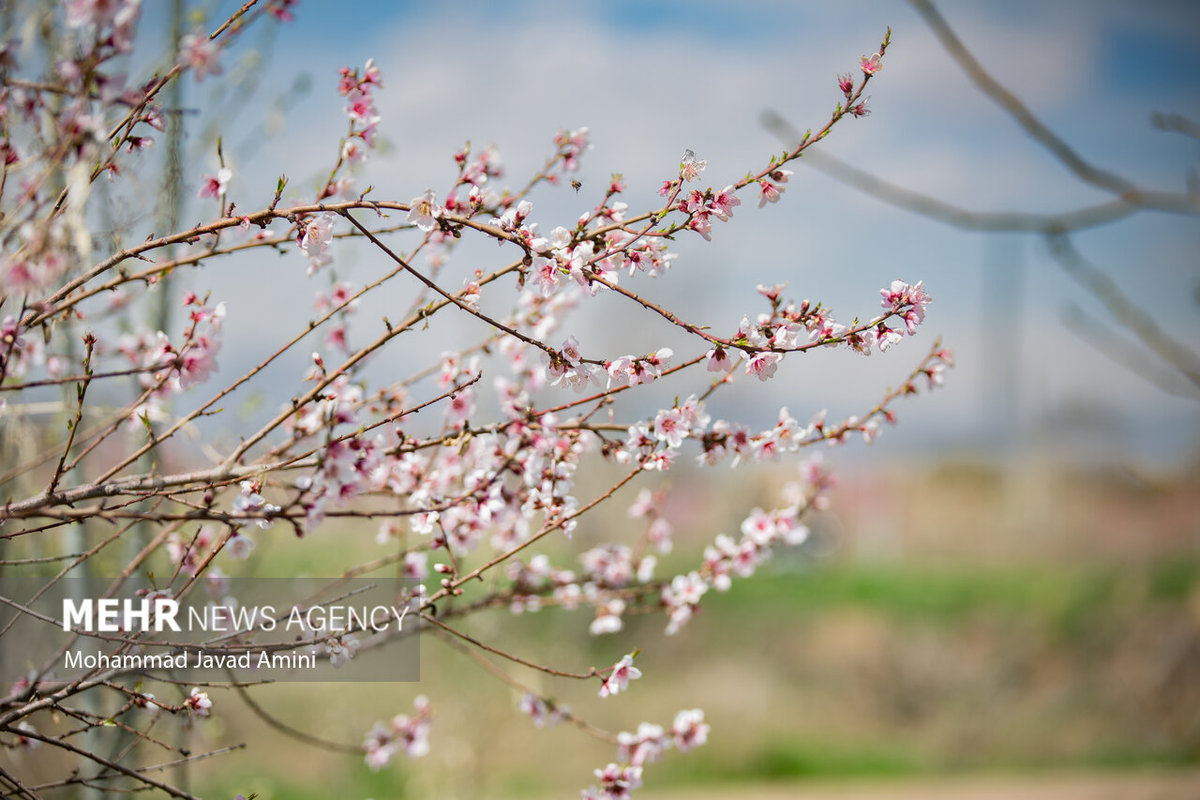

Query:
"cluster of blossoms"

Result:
[[363, 695, 431, 770], [628, 487, 674, 553], [554, 126, 592, 175], [656, 151, 743, 241], [313, 280, 360, 353], [616, 709, 710, 765], [335, 60, 383, 176], [837, 51, 883, 115], [698, 278, 933, 395], [580, 710, 710, 800], [410, 142, 505, 246], [291, 383, 384, 531], [323, 633, 361, 667], [298, 212, 337, 274], [284, 58, 387, 276], [518, 692, 570, 728], [0, 217, 77, 297], [113, 292, 226, 424], [231, 479, 281, 530], [0, 22, 952, 800], [660, 459, 827, 635]]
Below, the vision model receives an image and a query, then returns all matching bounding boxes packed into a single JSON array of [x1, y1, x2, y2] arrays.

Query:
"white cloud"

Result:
[[190, 2, 1199, 463]]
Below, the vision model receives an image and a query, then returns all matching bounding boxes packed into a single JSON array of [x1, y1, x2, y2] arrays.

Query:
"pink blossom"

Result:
[[643, 449, 675, 472], [653, 407, 687, 449], [445, 387, 475, 425], [745, 351, 781, 381], [627, 487, 658, 519], [679, 148, 707, 182], [133, 693, 159, 713], [402, 551, 428, 579], [757, 179, 783, 207], [198, 167, 231, 199], [169, 299, 226, 390], [644, 347, 673, 378], [860, 52, 883, 75], [178, 31, 221, 81], [617, 722, 667, 765], [740, 508, 777, 545], [605, 355, 636, 388], [860, 417, 882, 444], [314, 281, 360, 315], [880, 279, 932, 334], [13, 722, 39, 751], [757, 282, 784, 303], [599, 654, 642, 698], [845, 327, 877, 356], [671, 709, 710, 752], [593, 763, 643, 799], [407, 188, 443, 232], [125, 135, 153, 153], [663, 571, 707, 634], [581, 545, 635, 587], [363, 695, 431, 770], [185, 687, 212, 717], [344, 88, 378, 126], [341, 138, 367, 165], [565, 242, 595, 288], [771, 322, 801, 349], [519, 693, 568, 728], [709, 185, 740, 220], [589, 598, 626, 635], [267, 0, 299, 21], [231, 480, 281, 528], [226, 532, 254, 560], [554, 126, 591, 171], [325, 634, 360, 667], [361, 58, 382, 87], [876, 325, 903, 352], [705, 345, 733, 372], [687, 211, 713, 241], [531, 255, 559, 297], [298, 213, 335, 261], [66, 0, 139, 35], [808, 314, 847, 344], [648, 518, 673, 555], [926, 361, 949, 388], [679, 394, 709, 429], [494, 199, 533, 232]]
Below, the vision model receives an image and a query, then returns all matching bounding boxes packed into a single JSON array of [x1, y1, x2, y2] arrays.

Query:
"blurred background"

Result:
[[184, 0, 1200, 797], [204, 1, 1198, 796], [10, 0, 1200, 797]]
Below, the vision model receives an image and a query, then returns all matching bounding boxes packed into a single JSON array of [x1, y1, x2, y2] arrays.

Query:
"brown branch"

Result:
[[231, 681, 362, 755], [420, 613, 597, 681], [1045, 233, 1200, 391], [433, 628, 619, 744], [1060, 304, 1200, 400], [4, 726, 203, 800], [909, 0, 1134, 197]]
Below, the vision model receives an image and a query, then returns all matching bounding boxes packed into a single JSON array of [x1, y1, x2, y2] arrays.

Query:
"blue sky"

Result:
[[153, 1, 1200, 466]]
